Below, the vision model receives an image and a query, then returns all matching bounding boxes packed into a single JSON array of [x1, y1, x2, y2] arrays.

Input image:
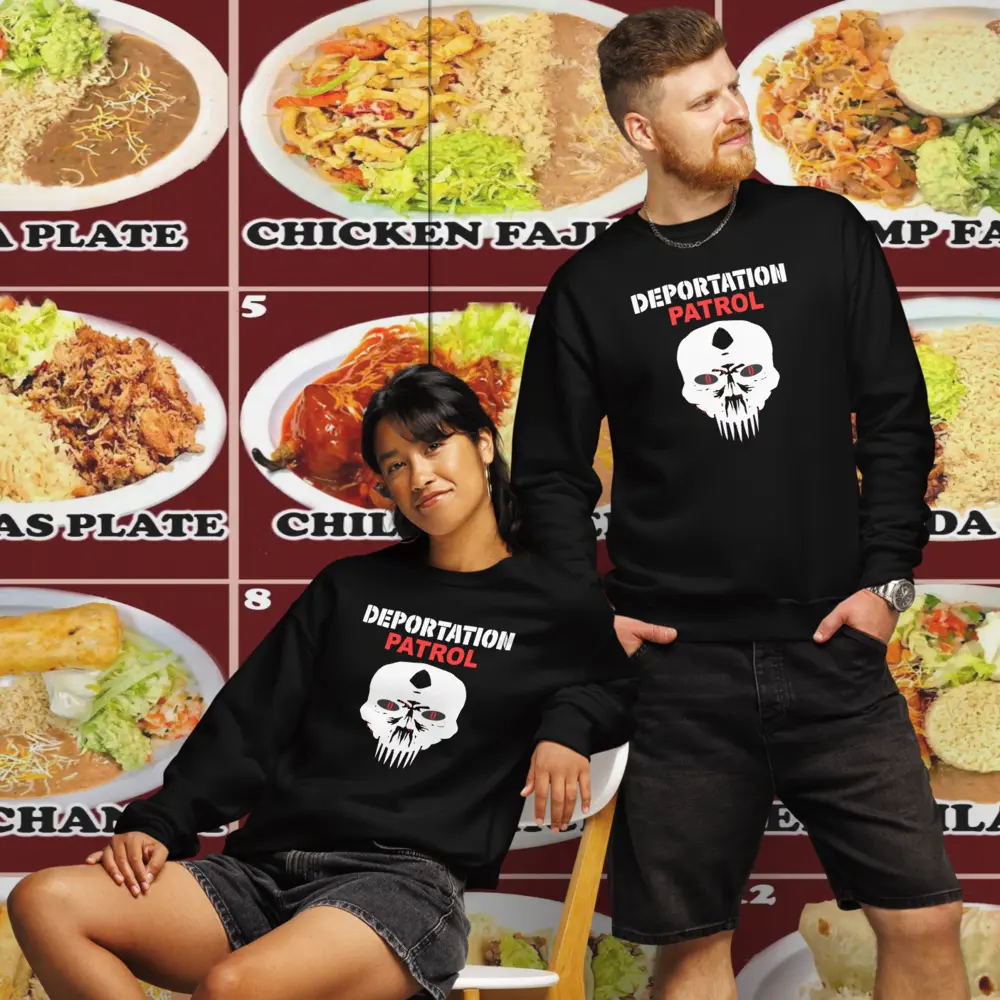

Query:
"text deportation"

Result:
[[631, 263, 789, 316]]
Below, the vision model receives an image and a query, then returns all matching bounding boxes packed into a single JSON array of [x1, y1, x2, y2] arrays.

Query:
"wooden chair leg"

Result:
[[546, 793, 619, 1000], [462, 989, 480, 1000]]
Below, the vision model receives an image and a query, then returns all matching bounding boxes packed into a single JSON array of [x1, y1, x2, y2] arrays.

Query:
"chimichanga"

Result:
[[0, 603, 122, 674], [801, 900, 1000, 998]]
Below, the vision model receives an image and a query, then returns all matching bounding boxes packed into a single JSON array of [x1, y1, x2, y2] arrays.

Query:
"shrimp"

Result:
[[887, 118, 942, 149], [819, 130, 855, 154]]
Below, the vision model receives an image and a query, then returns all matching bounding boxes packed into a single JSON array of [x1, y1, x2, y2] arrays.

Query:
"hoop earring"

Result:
[[485, 465, 493, 501]]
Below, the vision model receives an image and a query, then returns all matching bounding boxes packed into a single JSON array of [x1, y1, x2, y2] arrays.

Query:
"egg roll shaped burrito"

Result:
[[801, 900, 1000, 998], [0, 904, 32, 1000], [0, 603, 122, 673]]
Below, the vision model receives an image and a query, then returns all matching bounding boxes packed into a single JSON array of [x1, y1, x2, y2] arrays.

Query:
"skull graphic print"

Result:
[[676, 320, 780, 441], [360, 662, 467, 768]]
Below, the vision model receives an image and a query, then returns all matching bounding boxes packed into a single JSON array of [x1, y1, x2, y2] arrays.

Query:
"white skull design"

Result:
[[676, 320, 780, 441], [359, 662, 467, 768]]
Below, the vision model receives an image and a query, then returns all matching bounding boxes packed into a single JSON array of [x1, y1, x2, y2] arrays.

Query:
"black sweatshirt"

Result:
[[116, 544, 634, 888], [511, 180, 934, 641]]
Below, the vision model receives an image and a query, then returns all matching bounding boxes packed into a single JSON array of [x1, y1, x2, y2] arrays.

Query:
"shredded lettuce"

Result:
[[0, 0, 107, 80], [343, 129, 540, 215], [432, 302, 532, 376], [77, 629, 192, 771], [916, 117, 1000, 217], [499, 933, 546, 970], [0, 298, 81, 387], [591, 937, 646, 1000]]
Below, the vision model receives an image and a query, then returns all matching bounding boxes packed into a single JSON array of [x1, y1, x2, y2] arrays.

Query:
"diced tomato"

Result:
[[333, 165, 365, 185], [274, 90, 346, 109], [319, 38, 388, 59], [0, 295, 16, 312], [339, 99, 399, 119], [0, 29, 7, 61], [282, 143, 301, 153]]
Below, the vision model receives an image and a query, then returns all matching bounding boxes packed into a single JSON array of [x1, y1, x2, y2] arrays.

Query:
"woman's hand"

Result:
[[522, 741, 591, 831], [86, 832, 168, 896]]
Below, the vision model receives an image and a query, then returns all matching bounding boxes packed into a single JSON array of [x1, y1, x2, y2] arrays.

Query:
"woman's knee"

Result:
[[194, 958, 250, 1000], [8, 868, 82, 935]]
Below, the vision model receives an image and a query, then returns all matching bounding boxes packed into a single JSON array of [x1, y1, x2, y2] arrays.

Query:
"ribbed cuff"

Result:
[[535, 709, 593, 758]]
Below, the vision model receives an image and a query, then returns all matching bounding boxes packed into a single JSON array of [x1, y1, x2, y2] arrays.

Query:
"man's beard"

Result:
[[654, 123, 756, 189]]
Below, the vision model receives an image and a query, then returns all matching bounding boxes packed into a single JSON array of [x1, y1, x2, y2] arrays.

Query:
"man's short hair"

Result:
[[598, 7, 727, 135]]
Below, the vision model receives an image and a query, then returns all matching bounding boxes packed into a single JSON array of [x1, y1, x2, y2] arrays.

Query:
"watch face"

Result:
[[893, 580, 916, 611]]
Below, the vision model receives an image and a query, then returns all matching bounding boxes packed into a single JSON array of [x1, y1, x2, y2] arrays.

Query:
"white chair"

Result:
[[454, 743, 629, 1000]]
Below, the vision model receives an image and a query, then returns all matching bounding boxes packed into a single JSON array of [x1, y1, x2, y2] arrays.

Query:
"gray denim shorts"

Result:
[[180, 843, 471, 1000]]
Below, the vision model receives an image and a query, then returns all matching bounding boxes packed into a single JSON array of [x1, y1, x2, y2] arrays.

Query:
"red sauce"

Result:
[[277, 325, 516, 508]]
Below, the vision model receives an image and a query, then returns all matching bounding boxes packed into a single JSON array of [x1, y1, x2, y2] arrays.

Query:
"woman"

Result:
[[9, 364, 634, 1000]]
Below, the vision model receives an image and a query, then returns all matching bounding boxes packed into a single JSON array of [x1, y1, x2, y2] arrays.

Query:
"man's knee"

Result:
[[865, 900, 964, 946]]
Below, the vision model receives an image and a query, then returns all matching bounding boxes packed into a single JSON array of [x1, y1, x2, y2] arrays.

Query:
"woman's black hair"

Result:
[[360, 364, 521, 548]]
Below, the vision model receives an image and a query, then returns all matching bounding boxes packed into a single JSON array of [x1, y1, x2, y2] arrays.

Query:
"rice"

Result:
[[0, 394, 85, 501], [0, 675, 59, 733], [925, 681, 1000, 772], [927, 324, 1000, 511], [461, 12, 554, 172], [0, 64, 110, 184]]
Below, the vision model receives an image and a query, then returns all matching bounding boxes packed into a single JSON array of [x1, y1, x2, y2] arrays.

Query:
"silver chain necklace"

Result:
[[642, 184, 739, 249]]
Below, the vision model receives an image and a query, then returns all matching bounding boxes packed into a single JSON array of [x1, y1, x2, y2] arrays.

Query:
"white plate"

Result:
[[902, 296, 1000, 538], [0, 1, 228, 212], [240, 0, 644, 230], [736, 902, 1000, 999], [0, 586, 224, 809], [738, 0, 1000, 226], [241, 311, 533, 514], [0, 311, 226, 522]]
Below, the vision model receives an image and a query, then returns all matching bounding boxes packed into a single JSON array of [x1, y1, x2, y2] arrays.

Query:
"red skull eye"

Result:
[[694, 373, 718, 385], [740, 364, 762, 376], [421, 709, 446, 721], [377, 699, 399, 711]]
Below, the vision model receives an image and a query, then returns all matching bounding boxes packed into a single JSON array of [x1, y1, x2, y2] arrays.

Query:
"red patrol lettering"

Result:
[[385, 632, 402, 651], [429, 643, 448, 663], [464, 648, 477, 668], [668, 305, 684, 324], [750, 290, 765, 310], [397, 636, 416, 656], [712, 296, 732, 316]]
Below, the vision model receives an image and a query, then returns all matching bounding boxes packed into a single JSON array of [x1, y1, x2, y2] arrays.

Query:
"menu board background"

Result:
[[5, 1, 229, 288], [4, 290, 229, 579], [3, 0, 1000, 994]]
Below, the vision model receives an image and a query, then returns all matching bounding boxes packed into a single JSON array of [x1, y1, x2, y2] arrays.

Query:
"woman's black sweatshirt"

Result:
[[115, 544, 634, 888], [511, 179, 935, 640]]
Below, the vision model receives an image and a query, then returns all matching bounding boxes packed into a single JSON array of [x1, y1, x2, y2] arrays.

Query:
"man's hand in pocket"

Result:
[[614, 616, 677, 656]]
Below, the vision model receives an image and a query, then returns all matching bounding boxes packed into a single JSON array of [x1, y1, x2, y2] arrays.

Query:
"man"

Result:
[[510, 8, 966, 1000]]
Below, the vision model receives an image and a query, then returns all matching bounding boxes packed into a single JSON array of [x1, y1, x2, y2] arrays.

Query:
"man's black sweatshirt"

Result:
[[511, 180, 935, 641], [116, 544, 634, 888]]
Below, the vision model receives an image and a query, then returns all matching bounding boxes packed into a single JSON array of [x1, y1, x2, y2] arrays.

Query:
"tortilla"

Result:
[[0, 604, 122, 673]]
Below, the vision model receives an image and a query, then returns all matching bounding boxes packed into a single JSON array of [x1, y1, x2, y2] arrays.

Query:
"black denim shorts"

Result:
[[180, 843, 471, 1000], [610, 628, 961, 946]]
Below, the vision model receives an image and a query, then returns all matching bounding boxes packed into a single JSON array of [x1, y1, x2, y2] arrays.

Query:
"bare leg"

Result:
[[654, 930, 736, 1000], [866, 901, 968, 1000], [8, 863, 231, 1000], [192, 905, 420, 1000]]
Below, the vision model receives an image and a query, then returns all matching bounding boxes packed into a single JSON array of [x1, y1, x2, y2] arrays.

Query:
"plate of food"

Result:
[[240, 303, 615, 516], [884, 583, 1000, 802], [0, 296, 226, 520], [465, 893, 656, 1000], [898, 297, 1000, 536], [240, 0, 645, 229], [0, 0, 227, 211], [736, 899, 1000, 998], [0, 587, 223, 809], [738, 3, 1000, 222], [0, 875, 192, 999]]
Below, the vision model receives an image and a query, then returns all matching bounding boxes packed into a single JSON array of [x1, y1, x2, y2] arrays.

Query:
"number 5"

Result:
[[241, 294, 267, 319]]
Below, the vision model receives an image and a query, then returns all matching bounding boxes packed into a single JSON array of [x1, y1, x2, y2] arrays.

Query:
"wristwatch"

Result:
[[865, 579, 916, 612]]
